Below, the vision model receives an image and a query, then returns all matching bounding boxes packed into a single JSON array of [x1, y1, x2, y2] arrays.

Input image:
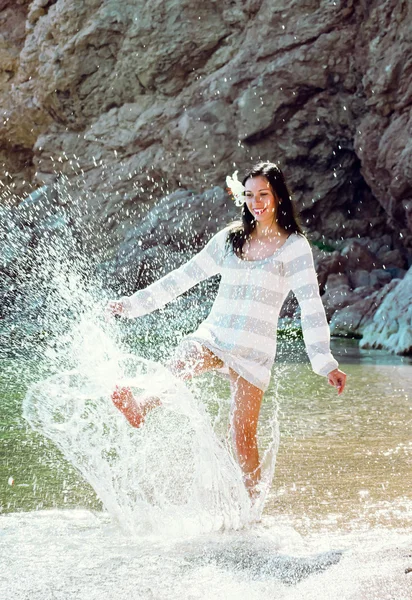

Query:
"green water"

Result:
[[1, 338, 411, 533], [0, 360, 101, 513]]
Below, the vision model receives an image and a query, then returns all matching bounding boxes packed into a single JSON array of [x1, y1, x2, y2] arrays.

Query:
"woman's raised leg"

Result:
[[111, 341, 224, 427], [111, 386, 161, 428], [229, 368, 264, 497]]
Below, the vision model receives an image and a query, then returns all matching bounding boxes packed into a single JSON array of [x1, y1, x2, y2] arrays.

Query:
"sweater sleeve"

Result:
[[120, 228, 227, 318], [283, 235, 339, 377]]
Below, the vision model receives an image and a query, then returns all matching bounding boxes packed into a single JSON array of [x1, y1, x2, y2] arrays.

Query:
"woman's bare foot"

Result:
[[111, 386, 145, 427], [111, 386, 162, 428]]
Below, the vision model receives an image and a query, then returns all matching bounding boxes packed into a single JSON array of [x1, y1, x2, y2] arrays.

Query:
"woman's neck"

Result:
[[253, 222, 283, 239]]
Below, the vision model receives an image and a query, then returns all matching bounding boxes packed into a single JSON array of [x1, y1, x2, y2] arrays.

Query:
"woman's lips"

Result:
[[253, 207, 266, 216]]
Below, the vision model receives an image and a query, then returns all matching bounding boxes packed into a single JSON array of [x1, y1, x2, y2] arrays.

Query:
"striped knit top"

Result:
[[121, 227, 339, 391]]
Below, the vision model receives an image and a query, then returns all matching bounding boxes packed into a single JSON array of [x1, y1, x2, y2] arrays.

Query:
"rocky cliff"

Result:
[[1, 0, 411, 354]]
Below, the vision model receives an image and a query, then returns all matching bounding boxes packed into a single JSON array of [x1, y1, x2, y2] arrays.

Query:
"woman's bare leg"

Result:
[[111, 342, 224, 427], [111, 386, 161, 428], [229, 368, 264, 498]]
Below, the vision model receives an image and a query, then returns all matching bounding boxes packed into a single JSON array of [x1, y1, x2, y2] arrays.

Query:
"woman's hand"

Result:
[[327, 368, 347, 395], [106, 300, 125, 320]]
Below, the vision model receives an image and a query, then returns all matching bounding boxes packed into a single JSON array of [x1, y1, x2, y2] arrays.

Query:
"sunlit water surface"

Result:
[[1, 289, 411, 598]]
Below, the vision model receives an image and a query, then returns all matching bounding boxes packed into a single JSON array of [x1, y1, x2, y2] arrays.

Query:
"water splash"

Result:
[[17, 257, 265, 535], [3, 178, 279, 536], [23, 318, 258, 535]]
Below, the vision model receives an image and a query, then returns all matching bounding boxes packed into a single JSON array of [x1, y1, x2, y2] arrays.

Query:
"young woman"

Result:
[[107, 161, 347, 497]]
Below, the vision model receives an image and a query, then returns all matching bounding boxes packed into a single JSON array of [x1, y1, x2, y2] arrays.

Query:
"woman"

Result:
[[107, 161, 347, 497]]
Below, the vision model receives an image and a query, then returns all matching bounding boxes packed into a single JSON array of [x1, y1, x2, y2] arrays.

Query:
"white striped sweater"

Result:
[[121, 228, 339, 391]]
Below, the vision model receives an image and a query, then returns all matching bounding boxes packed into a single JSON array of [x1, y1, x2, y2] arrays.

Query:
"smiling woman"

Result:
[[226, 162, 304, 259], [107, 161, 347, 500]]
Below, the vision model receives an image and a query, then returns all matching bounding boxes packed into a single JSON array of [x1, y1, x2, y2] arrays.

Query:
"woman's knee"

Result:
[[166, 340, 223, 379], [166, 356, 191, 380], [166, 340, 204, 380]]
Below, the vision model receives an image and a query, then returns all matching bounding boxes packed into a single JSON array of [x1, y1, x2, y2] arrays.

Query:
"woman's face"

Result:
[[244, 176, 278, 227]]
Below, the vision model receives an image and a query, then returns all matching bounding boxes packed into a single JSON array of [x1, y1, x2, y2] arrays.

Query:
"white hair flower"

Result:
[[226, 171, 246, 207]]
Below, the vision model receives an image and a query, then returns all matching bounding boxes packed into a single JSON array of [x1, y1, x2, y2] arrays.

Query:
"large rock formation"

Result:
[[1, 1, 411, 241], [0, 0, 411, 353]]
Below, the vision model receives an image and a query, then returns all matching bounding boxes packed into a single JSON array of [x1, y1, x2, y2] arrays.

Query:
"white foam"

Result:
[[1, 509, 411, 600], [23, 316, 274, 535]]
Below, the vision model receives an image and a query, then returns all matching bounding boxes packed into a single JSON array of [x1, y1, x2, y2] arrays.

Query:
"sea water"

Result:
[[1, 250, 412, 599]]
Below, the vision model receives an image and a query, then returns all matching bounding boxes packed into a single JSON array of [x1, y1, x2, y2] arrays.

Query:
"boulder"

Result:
[[322, 284, 354, 319], [329, 279, 401, 338], [360, 267, 412, 355], [348, 269, 370, 289], [315, 251, 347, 290], [369, 268, 392, 289], [377, 248, 407, 269], [340, 240, 382, 272], [106, 185, 237, 292]]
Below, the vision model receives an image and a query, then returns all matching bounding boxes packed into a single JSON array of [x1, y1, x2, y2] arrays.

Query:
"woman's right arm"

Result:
[[108, 228, 227, 319]]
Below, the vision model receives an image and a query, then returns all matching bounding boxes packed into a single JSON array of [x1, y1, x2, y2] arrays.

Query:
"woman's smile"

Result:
[[251, 206, 268, 217], [244, 175, 278, 227]]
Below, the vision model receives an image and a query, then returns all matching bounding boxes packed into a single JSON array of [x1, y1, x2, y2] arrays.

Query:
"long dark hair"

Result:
[[226, 161, 304, 256]]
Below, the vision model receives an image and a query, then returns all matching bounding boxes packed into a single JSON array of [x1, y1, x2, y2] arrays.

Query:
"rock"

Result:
[[348, 269, 370, 289], [321, 284, 353, 319], [340, 241, 382, 272], [0, 0, 411, 355], [378, 249, 407, 269], [355, 110, 412, 238], [351, 286, 377, 299], [360, 267, 412, 355], [386, 266, 407, 280], [33, 212, 71, 241], [369, 268, 392, 288], [325, 272, 350, 289], [403, 199, 412, 231], [0, 214, 33, 271], [351, 236, 388, 255], [316, 251, 346, 290], [0, 0, 409, 250], [0, 0, 51, 198], [15, 185, 55, 226], [329, 279, 400, 338], [352, 0, 412, 238], [27, 0, 51, 27]]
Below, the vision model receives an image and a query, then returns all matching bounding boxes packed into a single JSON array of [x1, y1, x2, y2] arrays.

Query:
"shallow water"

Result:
[[271, 361, 412, 533], [1, 508, 411, 599], [1, 332, 412, 598]]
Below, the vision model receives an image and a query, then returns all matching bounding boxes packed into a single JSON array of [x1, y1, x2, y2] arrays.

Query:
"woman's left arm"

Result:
[[284, 236, 346, 393]]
